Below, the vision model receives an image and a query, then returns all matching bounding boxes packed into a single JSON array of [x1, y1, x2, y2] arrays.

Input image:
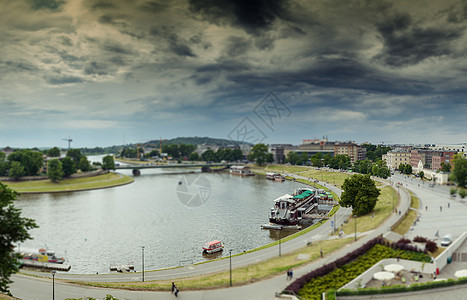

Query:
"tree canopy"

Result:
[[47, 159, 64, 182], [47, 147, 61, 157], [452, 154, 467, 188], [0, 183, 38, 295], [8, 150, 43, 176], [248, 144, 273, 166], [102, 155, 116, 170], [340, 174, 380, 216]]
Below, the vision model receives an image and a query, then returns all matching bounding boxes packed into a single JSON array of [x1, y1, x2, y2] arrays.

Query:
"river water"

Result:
[[14, 161, 304, 274]]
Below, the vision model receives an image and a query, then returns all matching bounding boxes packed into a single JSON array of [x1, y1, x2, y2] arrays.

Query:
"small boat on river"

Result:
[[202, 240, 224, 254], [21, 248, 66, 264]]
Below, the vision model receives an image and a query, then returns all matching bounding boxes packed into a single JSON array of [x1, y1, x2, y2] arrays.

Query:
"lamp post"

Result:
[[51, 270, 56, 300], [279, 230, 282, 257], [354, 214, 357, 241], [141, 246, 145, 282], [229, 249, 233, 287]]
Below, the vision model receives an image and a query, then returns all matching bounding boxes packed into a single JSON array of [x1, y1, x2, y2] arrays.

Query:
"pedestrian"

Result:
[[440, 206, 442, 212], [448, 203, 450, 208], [398, 210, 401, 216], [172, 282, 176, 294], [174, 285, 179, 297], [286, 269, 290, 280], [289, 268, 293, 280], [320, 248, 323, 258], [426, 206, 428, 211]]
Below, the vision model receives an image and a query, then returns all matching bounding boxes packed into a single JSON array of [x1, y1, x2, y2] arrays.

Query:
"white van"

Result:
[[441, 234, 452, 246]]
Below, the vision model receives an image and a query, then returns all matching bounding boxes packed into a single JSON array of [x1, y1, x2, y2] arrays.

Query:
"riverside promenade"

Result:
[[10, 173, 417, 299]]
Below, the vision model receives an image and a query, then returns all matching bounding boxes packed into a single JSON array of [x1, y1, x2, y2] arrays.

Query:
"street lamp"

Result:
[[279, 230, 282, 257], [141, 246, 145, 282], [229, 249, 233, 287], [51, 270, 56, 300], [354, 214, 357, 241]]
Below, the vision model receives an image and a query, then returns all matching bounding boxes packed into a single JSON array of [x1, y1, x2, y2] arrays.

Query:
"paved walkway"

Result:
[[9, 174, 411, 299]]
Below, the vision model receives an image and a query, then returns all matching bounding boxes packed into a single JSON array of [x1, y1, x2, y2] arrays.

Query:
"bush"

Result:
[[413, 236, 428, 243], [425, 240, 438, 253], [397, 238, 411, 245]]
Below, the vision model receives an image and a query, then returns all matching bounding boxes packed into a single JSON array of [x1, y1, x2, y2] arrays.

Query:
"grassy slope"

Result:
[[2, 173, 134, 193]]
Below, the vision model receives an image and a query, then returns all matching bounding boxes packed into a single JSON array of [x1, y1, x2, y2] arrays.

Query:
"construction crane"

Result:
[[62, 136, 73, 150]]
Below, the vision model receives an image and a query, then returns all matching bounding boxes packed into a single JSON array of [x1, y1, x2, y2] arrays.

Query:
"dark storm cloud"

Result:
[[376, 13, 463, 66], [45, 75, 84, 85], [28, 0, 64, 11], [2, 60, 39, 73], [188, 0, 288, 33], [149, 27, 196, 57], [139, 1, 170, 14], [84, 61, 110, 76]]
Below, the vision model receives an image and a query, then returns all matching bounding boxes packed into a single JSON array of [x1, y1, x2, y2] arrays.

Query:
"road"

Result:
[[10, 174, 407, 300]]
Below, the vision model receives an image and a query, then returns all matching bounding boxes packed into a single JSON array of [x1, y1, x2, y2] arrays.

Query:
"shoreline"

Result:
[[1, 172, 135, 194]]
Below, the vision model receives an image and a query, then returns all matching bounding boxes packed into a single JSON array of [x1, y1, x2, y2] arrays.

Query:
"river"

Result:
[[14, 160, 305, 274]]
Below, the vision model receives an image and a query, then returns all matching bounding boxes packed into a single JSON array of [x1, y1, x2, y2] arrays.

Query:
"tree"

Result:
[[440, 162, 451, 173], [451, 154, 467, 188], [66, 149, 83, 163], [145, 150, 160, 158], [61, 157, 76, 176], [340, 174, 381, 216], [102, 155, 115, 170], [201, 149, 217, 162], [286, 152, 300, 165], [78, 156, 92, 172], [459, 188, 466, 200], [404, 164, 412, 175], [8, 161, 24, 180], [0, 183, 38, 295], [8, 150, 43, 176], [398, 163, 405, 173], [419, 171, 425, 181], [310, 153, 324, 167], [47, 147, 61, 157], [248, 144, 270, 166], [0, 152, 9, 176], [189, 152, 200, 161], [47, 159, 64, 182], [300, 152, 309, 165], [353, 159, 373, 174]]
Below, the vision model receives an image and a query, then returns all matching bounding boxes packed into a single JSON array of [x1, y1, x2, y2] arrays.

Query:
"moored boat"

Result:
[[21, 248, 66, 264], [269, 188, 318, 225], [202, 240, 224, 254]]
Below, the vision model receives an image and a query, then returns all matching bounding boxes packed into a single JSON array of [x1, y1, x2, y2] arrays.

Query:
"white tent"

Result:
[[384, 264, 404, 273], [373, 271, 395, 281]]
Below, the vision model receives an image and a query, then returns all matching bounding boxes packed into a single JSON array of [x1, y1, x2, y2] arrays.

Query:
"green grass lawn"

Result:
[[70, 237, 353, 291], [2, 172, 134, 193], [341, 186, 397, 235], [393, 191, 420, 236]]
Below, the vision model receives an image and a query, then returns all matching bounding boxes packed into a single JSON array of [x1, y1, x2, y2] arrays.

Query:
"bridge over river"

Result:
[[114, 162, 235, 175]]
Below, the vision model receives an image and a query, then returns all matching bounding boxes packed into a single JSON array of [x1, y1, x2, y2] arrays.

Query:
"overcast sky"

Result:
[[1, 0, 466, 148]]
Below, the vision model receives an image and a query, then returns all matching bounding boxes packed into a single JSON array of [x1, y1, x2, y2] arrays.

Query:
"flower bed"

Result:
[[283, 237, 431, 300]]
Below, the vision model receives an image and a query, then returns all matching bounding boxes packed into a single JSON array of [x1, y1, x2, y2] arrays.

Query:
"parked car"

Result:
[[441, 234, 452, 247]]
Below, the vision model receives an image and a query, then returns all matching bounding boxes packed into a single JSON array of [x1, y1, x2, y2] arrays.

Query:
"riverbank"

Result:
[[1, 172, 134, 194], [51, 170, 399, 292]]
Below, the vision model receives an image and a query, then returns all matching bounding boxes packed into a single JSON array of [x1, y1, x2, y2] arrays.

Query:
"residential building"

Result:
[[383, 148, 411, 171], [334, 142, 366, 164], [294, 138, 335, 157]]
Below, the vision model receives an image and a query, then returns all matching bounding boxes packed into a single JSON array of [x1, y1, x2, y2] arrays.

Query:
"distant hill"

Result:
[[145, 136, 251, 147]]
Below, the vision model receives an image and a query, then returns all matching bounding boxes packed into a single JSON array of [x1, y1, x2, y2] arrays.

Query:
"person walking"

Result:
[[320, 248, 323, 258], [174, 284, 179, 297], [289, 268, 293, 280], [171, 282, 176, 294]]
